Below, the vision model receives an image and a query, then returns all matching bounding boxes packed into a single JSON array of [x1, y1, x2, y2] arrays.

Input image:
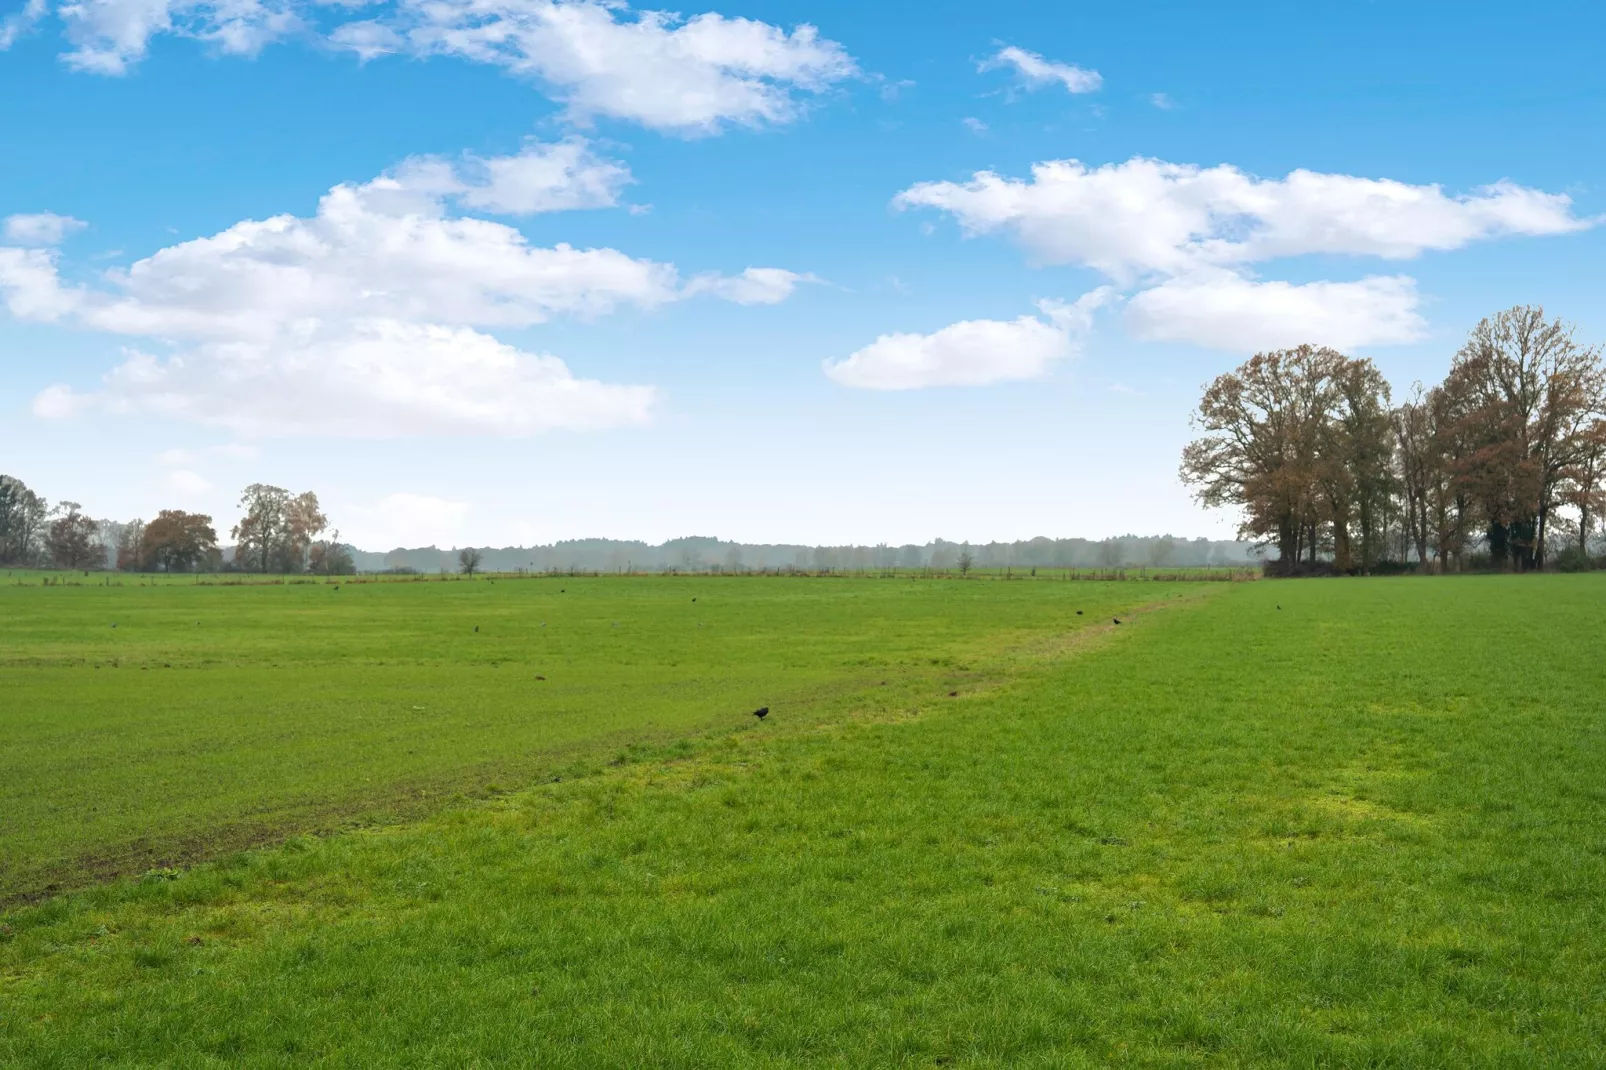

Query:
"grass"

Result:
[[2, 575, 1604, 1066], [0, 572, 1166, 899]]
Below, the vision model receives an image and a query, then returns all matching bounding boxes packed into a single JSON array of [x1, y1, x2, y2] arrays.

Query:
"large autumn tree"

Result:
[[232, 485, 328, 573], [1181, 345, 1388, 574], [142, 510, 219, 572], [1442, 306, 1605, 570], [44, 502, 104, 569]]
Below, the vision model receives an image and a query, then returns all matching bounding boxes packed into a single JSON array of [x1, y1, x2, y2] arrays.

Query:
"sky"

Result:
[[2, 1, 1604, 550]]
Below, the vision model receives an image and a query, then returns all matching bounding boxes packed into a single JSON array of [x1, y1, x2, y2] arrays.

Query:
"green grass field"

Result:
[[2, 574, 1604, 1066]]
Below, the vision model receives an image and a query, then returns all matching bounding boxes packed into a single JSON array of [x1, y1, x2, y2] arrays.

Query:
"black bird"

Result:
[[692, 597, 697, 602], [1075, 610, 1083, 615], [474, 625, 479, 632], [1113, 617, 1122, 625], [1276, 604, 1282, 610], [752, 706, 769, 720]]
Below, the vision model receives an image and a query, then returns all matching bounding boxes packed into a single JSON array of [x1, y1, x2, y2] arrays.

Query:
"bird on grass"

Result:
[[474, 625, 479, 632], [1113, 617, 1122, 625], [1075, 610, 1083, 616], [692, 597, 697, 602], [1277, 604, 1282, 610], [752, 707, 769, 720]]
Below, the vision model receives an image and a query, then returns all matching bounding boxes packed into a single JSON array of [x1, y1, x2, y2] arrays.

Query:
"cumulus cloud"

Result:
[[0, 0, 47, 49], [19, 0, 855, 135], [13, 158, 798, 436], [684, 267, 812, 305], [390, 137, 633, 215], [165, 468, 213, 494], [825, 289, 1112, 390], [892, 156, 1595, 354], [40, 321, 658, 436], [75, 181, 681, 340], [333, 0, 857, 133], [55, 0, 299, 74], [1125, 272, 1426, 352], [979, 45, 1101, 94], [4, 212, 88, 245], [896, 157, 1594, 282], [343, 492, 470, 550], [0, 248, 81, 321]]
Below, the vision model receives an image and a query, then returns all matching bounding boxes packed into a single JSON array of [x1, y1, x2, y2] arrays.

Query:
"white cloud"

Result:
[[0, 0, 47, 49], [391, 137, 633, 215], [37, 320, 658, 436], [825, 289, 1112, 390], [30, 383, 85, 418], [344, 491, 469, 549], [961, 117, 987, 135], [1125, 272, 1426, 352], [23, 0, 856, 133], [684, 267, 811, 305], [80, 181, 680, 339], [892, 155, 1595, 354], [165, 468, 213, 493], [979, 45, 1101, 95], [1149, 92, 1173, 110], [334, 0, 857, 133], [15, 158, 796, 436], [5, 212, 88, 245], [895, 157, 1595, 283], [0, 248, 81, 321], [56, 0, 299, 74]]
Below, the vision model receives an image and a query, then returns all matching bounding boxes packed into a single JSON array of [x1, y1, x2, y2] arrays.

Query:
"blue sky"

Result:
[[2, 1, 1603, 549]]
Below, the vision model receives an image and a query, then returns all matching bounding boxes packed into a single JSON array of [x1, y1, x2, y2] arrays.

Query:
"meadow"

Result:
[[0, 571, 1173, 899], [2, 573, 1604, 1066]]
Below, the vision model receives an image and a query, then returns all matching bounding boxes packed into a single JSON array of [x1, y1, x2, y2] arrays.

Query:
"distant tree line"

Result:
[[372, 533, 1258, 576], [1183, 305, 1606, 574], [0, 477, 353, 574]]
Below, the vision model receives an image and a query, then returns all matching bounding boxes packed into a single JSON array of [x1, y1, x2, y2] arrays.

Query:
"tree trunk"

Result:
[[1536, 502, 1550, 570], [1278, 516, 1298, 576]]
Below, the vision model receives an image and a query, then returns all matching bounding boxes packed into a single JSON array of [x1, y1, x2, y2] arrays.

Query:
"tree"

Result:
[[114, 519, 147, 571], [1443, 306, 1605, 570], [458, 547, 483, 576], [1181, 346, 1350, 573], [309, 531, 356, 576], [1560, 420, 1606, 557], [0, 474, 48, 566], [231, 485, 331, 573], [232, 484, 290, 573], [1392, 386, 1435, 567], [1313, 358, 1396, 573], [957, 548, 973, 575], [284, 492, 328, 572], [142, 511, 219, 572], [45, 502, 103, 569]]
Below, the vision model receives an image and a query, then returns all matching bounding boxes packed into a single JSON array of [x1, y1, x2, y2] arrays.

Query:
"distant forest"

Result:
[[355, 535, 1260, 575]]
